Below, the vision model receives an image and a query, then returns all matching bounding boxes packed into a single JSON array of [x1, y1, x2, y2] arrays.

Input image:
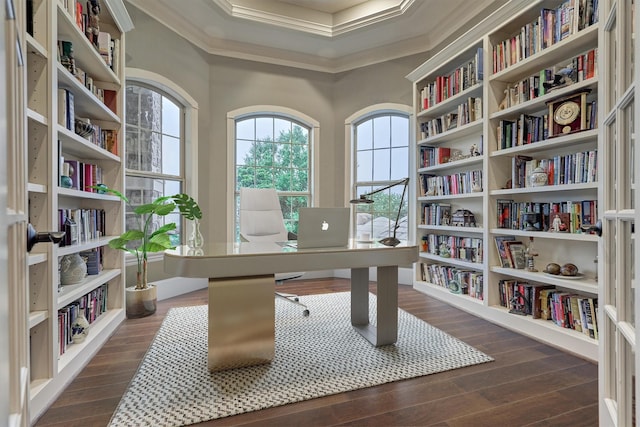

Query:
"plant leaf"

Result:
[[149, 223, 177, 240], [171, 193, 202, 220]]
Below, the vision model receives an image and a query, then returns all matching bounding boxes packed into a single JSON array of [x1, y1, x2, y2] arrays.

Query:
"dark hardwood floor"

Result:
[[34, 278, 598, 426]]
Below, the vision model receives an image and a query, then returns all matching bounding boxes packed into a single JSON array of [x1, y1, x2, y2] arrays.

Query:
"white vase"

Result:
[[188, 219, 204, 249], [71, 315, 90, 344], [60, 253, 87, 285]]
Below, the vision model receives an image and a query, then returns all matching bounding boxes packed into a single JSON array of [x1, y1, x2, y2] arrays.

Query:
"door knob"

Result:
[[580, 219, 602, 237], [27, 223, 66, 252]]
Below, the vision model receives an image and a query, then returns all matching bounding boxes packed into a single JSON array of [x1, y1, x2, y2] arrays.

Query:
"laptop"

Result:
[[295, 207, 350, 249]]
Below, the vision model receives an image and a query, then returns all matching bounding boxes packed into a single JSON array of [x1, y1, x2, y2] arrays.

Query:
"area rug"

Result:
[[109, 292, 493, 426]]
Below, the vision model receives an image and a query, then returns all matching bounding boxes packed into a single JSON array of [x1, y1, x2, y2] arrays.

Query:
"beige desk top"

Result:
[[164, 241, 418, 279]]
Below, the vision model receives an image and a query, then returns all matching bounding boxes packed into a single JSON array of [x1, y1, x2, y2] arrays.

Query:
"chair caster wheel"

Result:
[[303, 309, 310, 317], [294, 297, 299, 302]]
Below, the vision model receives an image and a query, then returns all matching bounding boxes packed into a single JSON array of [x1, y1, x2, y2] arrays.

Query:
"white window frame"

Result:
[[344, 103, 414, 242], [226, 105, 319, 242], [125, 68, 199, 263]]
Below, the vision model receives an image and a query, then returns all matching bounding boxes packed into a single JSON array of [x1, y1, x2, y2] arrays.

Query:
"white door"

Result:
[[599, 1, 638, 425], [3, 0, 30, 425]]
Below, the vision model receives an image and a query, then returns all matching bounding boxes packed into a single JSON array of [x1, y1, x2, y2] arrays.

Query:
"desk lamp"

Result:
[[350, 177, 409, 247]]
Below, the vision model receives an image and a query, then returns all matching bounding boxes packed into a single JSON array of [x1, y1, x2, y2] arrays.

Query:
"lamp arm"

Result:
[[391, 180, 409, 238], [360, 177, 409, 198]]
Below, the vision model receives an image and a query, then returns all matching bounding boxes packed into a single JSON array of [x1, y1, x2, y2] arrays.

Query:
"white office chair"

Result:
[[239, 187, 309, 316]]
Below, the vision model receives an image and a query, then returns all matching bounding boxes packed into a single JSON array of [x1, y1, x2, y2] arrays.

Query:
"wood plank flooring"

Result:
[[34, 278, 598, 426]]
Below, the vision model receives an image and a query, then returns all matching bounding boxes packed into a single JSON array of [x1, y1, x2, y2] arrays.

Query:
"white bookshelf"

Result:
[[407, 0, 600, 362], [22, 0, 132, 422]]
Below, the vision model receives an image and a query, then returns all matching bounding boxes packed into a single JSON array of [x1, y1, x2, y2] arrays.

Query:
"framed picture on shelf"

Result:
[[505, 241, 527, 269], [494, 236, 516, 268], [549, 212, 571, 232]]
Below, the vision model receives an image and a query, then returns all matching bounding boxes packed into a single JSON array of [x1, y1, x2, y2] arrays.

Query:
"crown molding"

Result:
[[210, 0, 417, 37]]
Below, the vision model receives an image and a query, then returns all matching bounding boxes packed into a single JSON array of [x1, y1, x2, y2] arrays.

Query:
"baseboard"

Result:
[[154, 277, 208, 301]]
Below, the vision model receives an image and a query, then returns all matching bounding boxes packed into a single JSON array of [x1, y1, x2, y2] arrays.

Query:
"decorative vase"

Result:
[[530, 166, 548, 187], [60, 253, 87, 285], [60, 175, 73, 188], [71, 315, 90, 344], [188, 219, 204, 249]]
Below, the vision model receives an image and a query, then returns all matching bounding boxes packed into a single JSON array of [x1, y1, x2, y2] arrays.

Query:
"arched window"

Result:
[[228, 107, 318, 241], [346, 105, 411, 242], [125, 70, 199, 251]]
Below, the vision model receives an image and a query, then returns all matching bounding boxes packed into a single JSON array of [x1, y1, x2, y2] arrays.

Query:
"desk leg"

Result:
[[208, 275, 275, 371], [351, 265, 398, 346]]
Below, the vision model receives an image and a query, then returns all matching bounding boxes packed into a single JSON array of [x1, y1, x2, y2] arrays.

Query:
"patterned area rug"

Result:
[[109, 292, 493, 426]]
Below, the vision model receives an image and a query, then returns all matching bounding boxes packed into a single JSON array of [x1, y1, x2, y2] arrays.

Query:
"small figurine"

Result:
[[470, 144, 481, 156], [439, 242, 451, 258], [525, 237, 538, 272], [86, 0, 101, 48], [551, 214, 562, 232]]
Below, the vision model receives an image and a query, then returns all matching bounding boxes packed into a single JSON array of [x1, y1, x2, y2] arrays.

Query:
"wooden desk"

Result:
[[164, 242, 417, 371]]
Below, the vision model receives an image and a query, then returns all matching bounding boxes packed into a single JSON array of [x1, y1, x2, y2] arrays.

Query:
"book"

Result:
[[505, 241, 526, 269], [529, 285, 555, 319], [494, 236, 516, 267]]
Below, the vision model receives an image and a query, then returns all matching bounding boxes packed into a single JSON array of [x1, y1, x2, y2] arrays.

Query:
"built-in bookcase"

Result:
[[408, 0, 601, 362], [22, 0, 132, 422]]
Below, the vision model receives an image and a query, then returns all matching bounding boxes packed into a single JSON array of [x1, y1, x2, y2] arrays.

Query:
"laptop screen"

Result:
[[296, 207, 350, 249]]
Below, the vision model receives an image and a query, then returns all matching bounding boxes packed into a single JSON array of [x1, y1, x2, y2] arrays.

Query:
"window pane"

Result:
[[373, 116, 391, 149], [162, 135, 181, 176], [125, 86, 139, 126], [373, 149, 391, 181], [162, 96, 180, 137], [139, 87, 161, 132], [356, 121, 373, 150], [391, 146, 409, 179], [256, 117, 273, 140], [236, 118, 255, 140], [236, 140, 254, 166], [391, 116, 409, 147], [292, 124, 308, 143], [274, 118, 291, 140], [357, 150, 373, 181]]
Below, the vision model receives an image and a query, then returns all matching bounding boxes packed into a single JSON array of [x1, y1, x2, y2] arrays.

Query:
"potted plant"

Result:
[[96, 186, 202, 318]]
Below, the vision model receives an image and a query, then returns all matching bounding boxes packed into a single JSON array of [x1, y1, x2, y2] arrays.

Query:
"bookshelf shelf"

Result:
[[418, 155, 483, 173], [25, 33, 48, 59], [409, 0, 600, 363], [27, 108, 47, 125], [56, 268, 121, 312], [490, 129, 598, 157], [28, 311, 48, 329], [57, 236, 119, 256], [56, 64, 119, 122], [28, 253, 47, 266], [57, 126, 120, 161], [418, 225, 484, 234], [57, 187, 121, 201], [417, 83, 483, 117], [417, 120, 483, 146], [419, 253, 483, 270]]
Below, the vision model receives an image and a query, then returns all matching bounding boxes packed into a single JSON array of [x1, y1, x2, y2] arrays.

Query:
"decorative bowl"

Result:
[[75, 119, 94, 138]]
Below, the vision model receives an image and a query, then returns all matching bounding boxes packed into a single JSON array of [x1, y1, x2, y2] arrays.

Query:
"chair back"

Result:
[[239, 188, 289, 242]]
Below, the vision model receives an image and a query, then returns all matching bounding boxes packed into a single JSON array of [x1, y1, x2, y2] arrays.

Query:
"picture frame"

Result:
[[504, 240, 526, 269]]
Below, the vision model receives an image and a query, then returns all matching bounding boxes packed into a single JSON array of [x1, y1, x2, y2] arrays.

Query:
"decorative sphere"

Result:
[[560, 263, 579, 276], [545, 263, 561, 275], [60, 175, 73, 188]]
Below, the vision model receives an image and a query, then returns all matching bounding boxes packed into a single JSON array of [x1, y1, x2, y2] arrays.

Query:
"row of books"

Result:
[[496, 199, 597, 233], [420, 202, 452, 226], [58, 0, 120, 75], [419, 47, 483, 111], [421, 234, 483, 263], [497, 114, 548, 149], [419, 146, 453, 168], [79, 247, 104, 276], [510, 151, 597, 189], [58, 283, 108, 356], [497, 280, 598, 339], [419, 170, 482, 197], [419, 263, 484, 300], [497, 49, 597, 113], [419, 97, 482, 139], [60, 159, 103, 192], [58, 208, 106, 246], [57, 87, 119, 154], [492, 0, 598, 74]]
